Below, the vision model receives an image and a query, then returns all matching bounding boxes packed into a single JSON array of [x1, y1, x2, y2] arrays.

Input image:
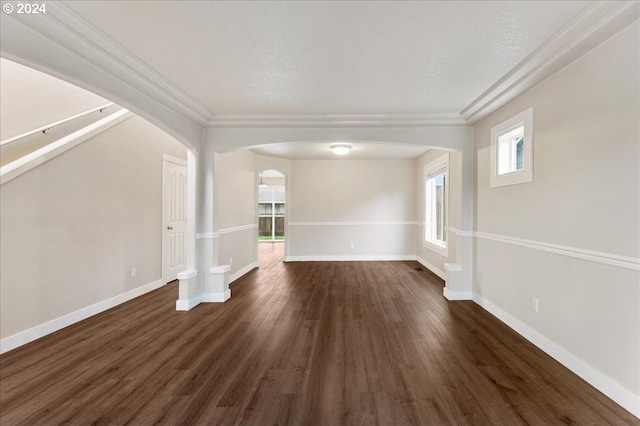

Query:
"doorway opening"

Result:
[[258, 169, 285, 263]]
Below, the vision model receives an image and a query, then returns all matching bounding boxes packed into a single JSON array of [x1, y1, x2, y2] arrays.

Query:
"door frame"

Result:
[[162, 153, 188, 284]]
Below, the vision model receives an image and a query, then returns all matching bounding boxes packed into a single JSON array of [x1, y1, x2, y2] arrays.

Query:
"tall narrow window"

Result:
[[490, 107, 533, 188], [424, 153, 449, 256]]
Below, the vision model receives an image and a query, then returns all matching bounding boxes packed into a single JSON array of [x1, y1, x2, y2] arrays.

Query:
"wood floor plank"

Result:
[[0, 242, 637, 425]]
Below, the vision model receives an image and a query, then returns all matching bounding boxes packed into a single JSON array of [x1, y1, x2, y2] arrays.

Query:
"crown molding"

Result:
[[208, 113, 467, 128], [4, 1, 636, 132], [8, 2, 215, 127], [461, 1, 640, 124]]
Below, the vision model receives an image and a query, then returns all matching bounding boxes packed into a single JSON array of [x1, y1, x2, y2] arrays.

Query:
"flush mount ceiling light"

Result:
[[330, 144, 352, 156]]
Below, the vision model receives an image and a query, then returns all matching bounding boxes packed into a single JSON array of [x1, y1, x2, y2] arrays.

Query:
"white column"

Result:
[[177, 146, 204, 310], [200, 147, 230, 301], [177, 141, 230, 310]]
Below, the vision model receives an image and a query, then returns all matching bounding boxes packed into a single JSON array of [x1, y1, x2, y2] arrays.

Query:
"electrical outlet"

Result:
[[229, 257, 233, 265], [349, 242, 355, 249], [130, 267, 137, 278], [531, 297, 539, 313]]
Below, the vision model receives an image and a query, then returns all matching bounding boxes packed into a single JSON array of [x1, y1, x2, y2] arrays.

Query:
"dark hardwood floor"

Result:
[[1, 242, 637, 425]]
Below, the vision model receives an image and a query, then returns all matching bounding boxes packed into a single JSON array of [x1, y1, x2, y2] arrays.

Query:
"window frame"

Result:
[[423, 152, 449, 256], [490, 107, 534, 188]]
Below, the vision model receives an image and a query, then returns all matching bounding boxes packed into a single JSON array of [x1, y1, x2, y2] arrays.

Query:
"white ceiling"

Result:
[[253, 141, 432, 160], [64, 1, 590, 116], [11, 0, 610, 160]]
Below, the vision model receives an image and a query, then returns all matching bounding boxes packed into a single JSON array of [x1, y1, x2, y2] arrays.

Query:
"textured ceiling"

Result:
[[64, 1, 590, 116], [252, 142, 431, 160]]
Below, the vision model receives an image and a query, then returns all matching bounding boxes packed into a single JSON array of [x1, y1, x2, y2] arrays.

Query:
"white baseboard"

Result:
[[284, 255, 416, 262], [176, 289, 233, 310], [176, 296, 201, 311], [0, 279, 164, 354], [443, 287, 473, 300], [472, 293, 640, 419], [416, 256, 446, 280], [229, 261, 259, 283], [201, 289, 231, 303]]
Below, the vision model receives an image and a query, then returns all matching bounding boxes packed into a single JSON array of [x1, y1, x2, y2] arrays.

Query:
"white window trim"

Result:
[[423, 152, 449, 257], [490, 107, 534, 188]]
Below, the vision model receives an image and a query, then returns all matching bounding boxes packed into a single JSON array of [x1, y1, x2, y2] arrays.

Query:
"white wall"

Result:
[[473, 22, 639, 414], [210, 152, 296, 282], [0, 58, 109, 140], [287, 159, 416, 260], [208, 126, 474, 291], [214, 150, 259, 278], [0, 115, 187, 342]]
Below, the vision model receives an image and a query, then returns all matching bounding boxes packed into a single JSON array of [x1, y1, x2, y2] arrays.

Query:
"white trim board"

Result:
[[201, 290, 231, 303], [284, 255, 416, 262], [1, 102, 115, 146], [196, 232, 220, 240], [0, 279, 164, 354], [443, 288, 473, 301], [218, 224, 258, 235], [289, 221, 419, 226], [472, 293, 640, 419], [0, 109, 133, 185], [209, 113, 467, 128], [230, 261, 259, 284], [416, 257, 446, 280], [474, 230, 640, 271], [176, 289, 232, 310], [162, 154, 187, 166], [176, 296, 201, 311], [449, 228, 639, 271], [196, 225, 257, 241]]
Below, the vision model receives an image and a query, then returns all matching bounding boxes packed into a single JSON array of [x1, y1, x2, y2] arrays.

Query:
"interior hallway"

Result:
[[0, 245, 635, 425]]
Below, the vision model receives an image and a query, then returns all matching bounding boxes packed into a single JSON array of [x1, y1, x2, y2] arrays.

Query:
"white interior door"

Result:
[[162, 156, 187, 283]]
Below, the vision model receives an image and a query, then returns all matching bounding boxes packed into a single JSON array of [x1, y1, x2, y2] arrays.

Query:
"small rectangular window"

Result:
[[497, 126, 524, 175], [490, 108, 533, 188]]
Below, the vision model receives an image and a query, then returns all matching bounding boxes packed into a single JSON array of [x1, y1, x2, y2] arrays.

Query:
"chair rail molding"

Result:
[[217, 224, 258, 235], [474, 230, 640, 271], [448, 227, 640, 271]]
